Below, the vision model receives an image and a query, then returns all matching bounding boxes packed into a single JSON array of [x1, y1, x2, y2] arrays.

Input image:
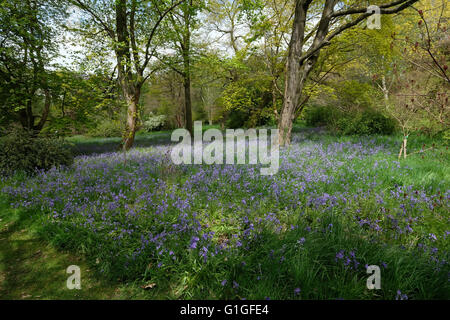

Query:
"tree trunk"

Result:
[[398, 140, 404, 160], [278, 0, 335, 146], [398, 137, 408, 159], [278, 69, 311, 146], [123, 86, 141, 151], [277, 0, 310, 146], [116, 0, 140, 151], [403, 137, 407, 159], [18, 104, 33, 131], [208, 102, 213, 125], [18, 88, 50, 134], [381, 75, 389, 102], [272, 80, 279, 121], [181, 2, 193, 137], [183, 74, 193, 135], [34, 89, 51, 132]]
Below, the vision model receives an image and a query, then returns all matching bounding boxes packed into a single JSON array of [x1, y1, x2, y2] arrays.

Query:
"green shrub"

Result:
[[142, 113, 167, 132], [221, 78, 274, 128], [362, 110, 396, 135], [336, 110, 396, 135], [0, 129, 74, 176], [304, 105, 342, 127], [225, 108, 249, 129], [88, 120, 125, 138], [304, 106, 396, 135]]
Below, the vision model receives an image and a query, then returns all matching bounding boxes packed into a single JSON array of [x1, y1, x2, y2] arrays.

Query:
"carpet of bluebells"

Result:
[[1, 129, 449, 299]]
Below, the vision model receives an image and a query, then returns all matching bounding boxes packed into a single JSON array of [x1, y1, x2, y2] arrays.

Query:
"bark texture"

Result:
[[278, 0, 419, 146]]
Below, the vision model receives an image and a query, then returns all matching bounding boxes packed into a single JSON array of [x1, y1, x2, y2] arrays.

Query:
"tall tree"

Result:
[[71, 0, 184, 149], [278, 0, 419, 146], [0, 0, 66, 132], [157, 0, 203, 135], [248, 0, 295, 121]]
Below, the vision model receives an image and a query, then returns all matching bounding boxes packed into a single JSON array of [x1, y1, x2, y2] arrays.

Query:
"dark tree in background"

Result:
[[0, 0, 66, 133]]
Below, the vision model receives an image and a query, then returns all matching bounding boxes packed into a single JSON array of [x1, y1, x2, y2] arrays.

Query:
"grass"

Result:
[[0, 198, 184, 299], [66, 130, 173, 156], [0, 198, 119, 299], [66, 125, 221, 156], [1, 126, 449, 300]]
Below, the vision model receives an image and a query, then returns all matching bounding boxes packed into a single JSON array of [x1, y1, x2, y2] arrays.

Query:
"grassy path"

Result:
[[0, 199, 124, 299]]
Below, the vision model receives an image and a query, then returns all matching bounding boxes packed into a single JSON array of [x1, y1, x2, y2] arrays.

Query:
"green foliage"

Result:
[[87, 120, 125, 138], [441, 128, 450, 141], [223, 107, 248, 129], [335, 81, 378, 110], [221, 77, 274, 128], [335, 110, 397, 136], [304, 105, 341, 127], [0, 0, 67, 130], [304, 106, 396, 135], [45, 70, 123, 136], [0, 129, 73, 176], [142, 113, 167, 132]]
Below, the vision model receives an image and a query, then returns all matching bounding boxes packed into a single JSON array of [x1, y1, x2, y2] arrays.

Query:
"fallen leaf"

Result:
[[140, 282, 156, 290]]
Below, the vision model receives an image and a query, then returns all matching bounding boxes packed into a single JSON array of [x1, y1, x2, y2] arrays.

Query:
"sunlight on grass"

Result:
[[1, 129, 448, 299]]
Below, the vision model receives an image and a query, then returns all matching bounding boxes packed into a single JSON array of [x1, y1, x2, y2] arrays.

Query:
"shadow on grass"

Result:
[[70, 132, 174, 156], [0, 201, 124, 299], [69, 125, 322, 156]]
